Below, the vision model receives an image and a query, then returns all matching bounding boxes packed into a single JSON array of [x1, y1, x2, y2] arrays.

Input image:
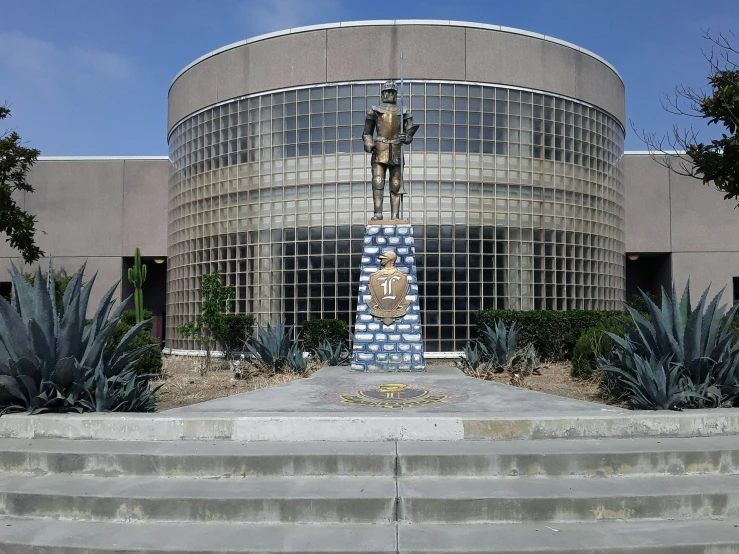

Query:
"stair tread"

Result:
[[398, 434, 739, 456], [0, 438, 396, 457], [399, 519, 739, 552], [0, 473, 395, 499], [0, 517, 397, 553], [399, 473, 739, 498], [4, 517, 739, 553]]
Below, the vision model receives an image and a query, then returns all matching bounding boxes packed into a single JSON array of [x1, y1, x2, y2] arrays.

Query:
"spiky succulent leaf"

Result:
[[53, 357, 79, 389], [85, 282, 120, 342], [106, 319, 153, 366], [605, 282, 739, 410], [0, 295, 32, 363], [314, 340, 348, 366], [0, 375, 27, 404], [285, 342, 307, 373], [480, 319, 520, 368], [0, 260, 157, 414], [599, 354, 699, 410], [244, 322, 294, 372], [61, 262, 86, 313]]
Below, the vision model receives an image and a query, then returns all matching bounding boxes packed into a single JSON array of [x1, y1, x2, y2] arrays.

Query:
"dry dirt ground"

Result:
[[154, 356, 610, 411], [426, 359, 610, 404], [153, 356, 305, 411]]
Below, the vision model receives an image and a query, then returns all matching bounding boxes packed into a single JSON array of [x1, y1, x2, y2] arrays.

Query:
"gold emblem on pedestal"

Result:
[[367, 251, 411, 325], [340, 383, 447, 409]]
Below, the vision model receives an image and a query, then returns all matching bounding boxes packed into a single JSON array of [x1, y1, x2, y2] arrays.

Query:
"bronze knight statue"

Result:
[[362, 80, 420, 221]]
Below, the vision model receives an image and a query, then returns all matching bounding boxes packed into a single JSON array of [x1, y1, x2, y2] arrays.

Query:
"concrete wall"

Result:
[[0, 157, 169, 312], [168, 21, 625, 134], [623, 155, 671, 253], [624, 153, 739, 301]]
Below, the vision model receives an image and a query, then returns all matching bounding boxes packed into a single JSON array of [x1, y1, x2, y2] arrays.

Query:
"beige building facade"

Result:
[[0, 21, 735, 352]]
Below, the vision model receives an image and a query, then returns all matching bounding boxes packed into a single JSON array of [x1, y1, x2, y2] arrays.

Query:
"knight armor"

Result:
[[362, 104, 415, 166], [361, 80, 420, 220]]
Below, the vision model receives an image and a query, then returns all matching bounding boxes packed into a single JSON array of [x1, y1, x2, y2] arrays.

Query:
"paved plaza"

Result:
[[166, 365, 617, 416]]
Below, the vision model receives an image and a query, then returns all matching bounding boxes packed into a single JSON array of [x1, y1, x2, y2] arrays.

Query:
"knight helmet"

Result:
[[381, 80, 398, 94]]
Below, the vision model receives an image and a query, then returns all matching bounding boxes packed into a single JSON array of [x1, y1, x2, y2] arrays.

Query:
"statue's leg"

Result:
[[371, 163, 385, 220], [389, 165, 402, 220]]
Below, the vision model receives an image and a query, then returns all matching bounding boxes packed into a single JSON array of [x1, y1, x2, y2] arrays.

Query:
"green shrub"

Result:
[[107, 309, 162, 376], [475, 310, 623, 361], [215, 314, 255, 359], [302, 319, 349, 351], [571, 318, 626, 379]]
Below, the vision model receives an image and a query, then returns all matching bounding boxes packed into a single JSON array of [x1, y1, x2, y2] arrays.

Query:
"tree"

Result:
[[0, 105, 43, 263], [635, 31, 739, 204], [178, 270, 235, 373]]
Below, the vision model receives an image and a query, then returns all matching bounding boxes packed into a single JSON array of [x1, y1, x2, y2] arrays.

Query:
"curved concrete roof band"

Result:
[[168, 21, 625, 135]]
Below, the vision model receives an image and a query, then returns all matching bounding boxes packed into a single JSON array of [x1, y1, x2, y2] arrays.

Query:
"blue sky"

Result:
[[1, 0, 738, 155]]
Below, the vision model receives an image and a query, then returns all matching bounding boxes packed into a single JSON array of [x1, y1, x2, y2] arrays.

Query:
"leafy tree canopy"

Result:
[[636, 31, 739, 203], [0, 105, 43, 263]]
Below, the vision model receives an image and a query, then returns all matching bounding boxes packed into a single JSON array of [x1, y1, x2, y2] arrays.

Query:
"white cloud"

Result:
[[70, 47, 133, 80], [240, 0, 344, 35], [0, 31, 133, 89]]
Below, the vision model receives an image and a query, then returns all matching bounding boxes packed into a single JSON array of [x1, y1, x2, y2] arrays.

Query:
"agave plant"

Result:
[[599, 353, 700, 410], [517, 342, 541, 374], [599, 282, 739, 410], [0, 261, 160, 414], [459, 320, 541, 379], [243, 322, 293, 373], [313, 340, 349, 366], [285, 342, 308, 374], [480, 320, 520, 371], [457, 343, 486, 372]]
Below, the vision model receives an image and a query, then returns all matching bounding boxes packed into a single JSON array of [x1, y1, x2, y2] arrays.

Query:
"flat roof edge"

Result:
[[38, 156, 169, 161], [624, 150, 687, 155], [169, 20, 623, 92]]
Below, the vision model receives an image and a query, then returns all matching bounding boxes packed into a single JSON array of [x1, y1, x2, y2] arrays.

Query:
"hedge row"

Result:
[[302, 319, 350, 350], [474, 309, 625, 361]]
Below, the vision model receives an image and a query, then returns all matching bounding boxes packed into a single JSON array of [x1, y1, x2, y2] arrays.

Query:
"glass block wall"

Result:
[[167, 81, 625, 352]]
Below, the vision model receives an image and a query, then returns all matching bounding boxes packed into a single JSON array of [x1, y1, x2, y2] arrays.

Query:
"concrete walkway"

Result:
[[166, 365, 615, 416], [2, 365, 739, 442]]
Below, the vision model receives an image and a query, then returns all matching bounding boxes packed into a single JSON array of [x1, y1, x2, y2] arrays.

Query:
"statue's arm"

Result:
[[362, 110, 376, 153], [402, 112, 418, 144]]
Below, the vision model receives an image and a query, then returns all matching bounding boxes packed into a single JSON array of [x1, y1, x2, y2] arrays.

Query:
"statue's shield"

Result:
[[367, 268, 411, 325]]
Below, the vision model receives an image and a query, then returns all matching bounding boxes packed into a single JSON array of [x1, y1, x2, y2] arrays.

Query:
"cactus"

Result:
[[127, 248, 147, 323]]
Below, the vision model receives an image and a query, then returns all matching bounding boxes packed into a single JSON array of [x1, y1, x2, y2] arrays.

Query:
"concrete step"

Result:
[[0, 439, 396, 477], [399, 473, 739, 523], [399, 520, 739, 553], [4, 436, 738, 479], [398, 436, 739, 477], [0, 474, 396, 523], [4, 517, 739, 554], [0, 517, 397, 553], [5, 409, 739, 442]]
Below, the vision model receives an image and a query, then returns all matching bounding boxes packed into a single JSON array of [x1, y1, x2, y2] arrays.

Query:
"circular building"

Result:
[[167, 20, 626, 353]]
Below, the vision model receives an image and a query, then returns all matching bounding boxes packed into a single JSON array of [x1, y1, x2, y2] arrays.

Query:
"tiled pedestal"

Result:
[[351, 223, 425, 372]]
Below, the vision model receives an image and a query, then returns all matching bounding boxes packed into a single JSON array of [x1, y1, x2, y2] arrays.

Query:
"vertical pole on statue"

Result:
[[399, 52, 405, 221]]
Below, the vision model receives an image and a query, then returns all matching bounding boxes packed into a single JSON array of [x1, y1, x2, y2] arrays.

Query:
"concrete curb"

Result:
[[2, 410, 739, 441]]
